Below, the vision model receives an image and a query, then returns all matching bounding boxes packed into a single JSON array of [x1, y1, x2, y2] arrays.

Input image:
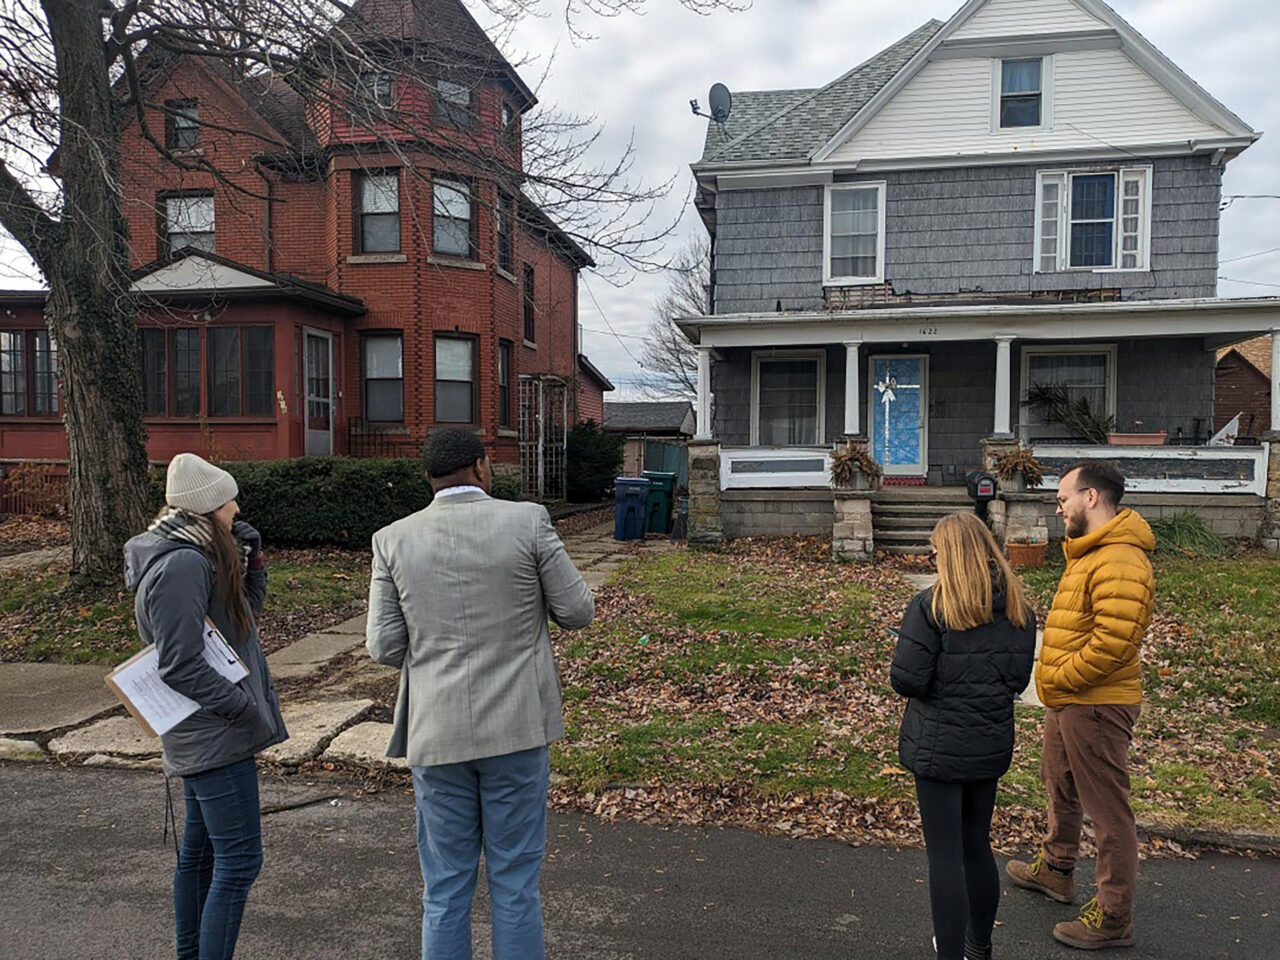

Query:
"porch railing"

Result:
[[719, 446, 832, 490], [1036, 443, 1271, 496], [346, 419, 422, 459]]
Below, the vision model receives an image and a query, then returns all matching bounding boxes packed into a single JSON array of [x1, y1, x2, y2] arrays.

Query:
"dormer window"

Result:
[[166, 100, 199, 150], [999, 58, 1042, 128], [436, 80, 474, 128]]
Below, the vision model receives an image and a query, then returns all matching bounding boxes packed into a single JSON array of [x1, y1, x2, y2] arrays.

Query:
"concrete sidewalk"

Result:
[[2, 764, 1274, 960]]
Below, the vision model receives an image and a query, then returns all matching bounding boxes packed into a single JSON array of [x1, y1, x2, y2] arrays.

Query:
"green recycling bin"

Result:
[[642, 470, 677, 535]]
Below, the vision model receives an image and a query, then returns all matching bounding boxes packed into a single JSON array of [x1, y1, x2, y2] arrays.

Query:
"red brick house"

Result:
[[0, 0, 610, 500]]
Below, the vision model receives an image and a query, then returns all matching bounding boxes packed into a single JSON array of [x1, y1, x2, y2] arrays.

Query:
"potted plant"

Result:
[[992, 445, 1044, 493], [1006, 536, 1048, 568], [1107, 420, 1167, 446], [1026, 383, 1114, 444], [829, 441, 882, 491]]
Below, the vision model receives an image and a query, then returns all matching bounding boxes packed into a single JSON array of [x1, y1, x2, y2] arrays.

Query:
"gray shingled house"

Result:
[[678, 0, 1280, 552]]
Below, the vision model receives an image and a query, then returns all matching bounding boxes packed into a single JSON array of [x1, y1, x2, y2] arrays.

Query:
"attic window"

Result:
[[436, 80, 474, 128], [355, 72, 393, 111], [1000, 58, 1042, 128], [167, 100, 199, 150], [164, 194, 215, 253]]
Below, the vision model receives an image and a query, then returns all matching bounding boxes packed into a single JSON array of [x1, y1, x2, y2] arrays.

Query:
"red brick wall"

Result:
[[577, 378, 605, 424], [1215, 352, 1271, 437], [8, 56, 585, 470]]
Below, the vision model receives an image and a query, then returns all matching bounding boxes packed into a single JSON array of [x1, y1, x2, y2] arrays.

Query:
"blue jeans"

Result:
[[411, 746, 550, 960], [174, 757, 263, 960]]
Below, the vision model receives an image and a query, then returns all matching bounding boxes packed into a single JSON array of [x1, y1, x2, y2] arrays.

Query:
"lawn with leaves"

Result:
[[0, 548, 370, 664], [548, 540, 1280, 849]]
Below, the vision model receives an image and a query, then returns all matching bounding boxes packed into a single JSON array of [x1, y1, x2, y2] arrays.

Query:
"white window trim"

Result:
[[750, 348, 826, 447], [822, 182, 886, 287], [1019, 343, 1118, 437], [991, 55, 1054, 133], [1034, 166, 1152, 273]]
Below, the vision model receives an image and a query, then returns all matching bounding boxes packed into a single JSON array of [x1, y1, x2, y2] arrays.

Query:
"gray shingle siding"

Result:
[[711, 155, 1221, 313]]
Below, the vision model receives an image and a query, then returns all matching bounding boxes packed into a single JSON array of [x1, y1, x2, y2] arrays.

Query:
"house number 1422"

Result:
[[918, 326, 938, 336]]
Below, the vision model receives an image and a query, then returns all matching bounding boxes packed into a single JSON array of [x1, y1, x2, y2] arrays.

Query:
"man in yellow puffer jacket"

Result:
[[1006, 460, 1155, 951]]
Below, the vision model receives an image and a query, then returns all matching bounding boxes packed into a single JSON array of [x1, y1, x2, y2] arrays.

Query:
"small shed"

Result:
[[603, 401, 697, 488]]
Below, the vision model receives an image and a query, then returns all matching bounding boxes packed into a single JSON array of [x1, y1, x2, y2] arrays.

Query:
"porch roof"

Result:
[[677, 296, 1280, 351]]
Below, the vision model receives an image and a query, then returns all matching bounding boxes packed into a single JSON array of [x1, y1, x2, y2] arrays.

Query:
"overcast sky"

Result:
[[2, 0, 1276, 401]]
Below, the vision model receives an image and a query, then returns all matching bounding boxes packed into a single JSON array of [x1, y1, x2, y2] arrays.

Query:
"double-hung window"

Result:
[[1021, 346, 1116, 439], [1036, 167, 1150, 272], [435, 335, 476, 423], [357, 171, 400, 253], [433, 177, 473, 258], [522, 264, 536, 343], [752, 351, 825, 446], [355, 71, 393, 113], [363, 334, 404, 422], [824, 183, 885, 285], [166, 100, 200, 150], [999, 59, 1042, 128], [0, 330, 58, 417], [436, 80, 473, 127], [496, 192, 514, 273], [164, 195, 215, 254]]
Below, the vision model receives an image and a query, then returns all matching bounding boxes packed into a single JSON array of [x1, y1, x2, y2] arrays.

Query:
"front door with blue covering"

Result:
[[871, 356, 926, 476]]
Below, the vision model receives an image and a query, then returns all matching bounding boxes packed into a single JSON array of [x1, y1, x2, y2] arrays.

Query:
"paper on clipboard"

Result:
[[106, 619, 249, 738]]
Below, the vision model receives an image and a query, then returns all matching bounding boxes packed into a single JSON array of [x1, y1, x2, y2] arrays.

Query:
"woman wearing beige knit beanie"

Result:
[[123, 452, 288, 960]]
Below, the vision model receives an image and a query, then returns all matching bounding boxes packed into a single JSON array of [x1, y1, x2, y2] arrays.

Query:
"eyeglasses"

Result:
[[927, 549, 938, 567]]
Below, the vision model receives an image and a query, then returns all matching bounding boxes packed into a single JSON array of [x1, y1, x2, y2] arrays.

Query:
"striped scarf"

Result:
[[149, 507, 250, 571]]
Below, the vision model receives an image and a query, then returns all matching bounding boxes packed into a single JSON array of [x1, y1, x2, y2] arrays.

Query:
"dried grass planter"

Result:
[[1006, 541, 1048, 568]]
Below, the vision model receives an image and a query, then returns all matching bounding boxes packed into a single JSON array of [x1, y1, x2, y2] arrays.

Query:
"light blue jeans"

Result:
[[411, 746, 550, 960]]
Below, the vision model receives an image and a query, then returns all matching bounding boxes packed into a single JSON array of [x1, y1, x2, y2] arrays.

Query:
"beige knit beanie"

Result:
[[166, 453, 238, 515]]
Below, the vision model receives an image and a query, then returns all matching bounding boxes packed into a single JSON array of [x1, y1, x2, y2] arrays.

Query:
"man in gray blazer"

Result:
[[366, 428, 594, 960]]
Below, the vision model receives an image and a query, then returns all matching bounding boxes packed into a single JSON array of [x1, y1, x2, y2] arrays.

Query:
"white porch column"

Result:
[[843, 340, 862, 435], [1271, 328, 1280, 430], [993, 336, 1014, 438], [695, 345, 713, 440]]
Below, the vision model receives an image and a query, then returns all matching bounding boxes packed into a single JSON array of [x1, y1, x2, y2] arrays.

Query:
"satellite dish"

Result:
[[708, 83, 732, 123]]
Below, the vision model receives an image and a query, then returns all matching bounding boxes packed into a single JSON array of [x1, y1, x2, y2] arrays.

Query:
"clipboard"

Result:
[[106, 618, 249, 738]]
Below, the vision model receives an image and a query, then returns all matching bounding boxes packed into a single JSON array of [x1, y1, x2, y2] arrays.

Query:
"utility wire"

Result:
[[580, 274, 644, 367], [1220, 245, 1280, 264], [1219, 275, 1280, 289]]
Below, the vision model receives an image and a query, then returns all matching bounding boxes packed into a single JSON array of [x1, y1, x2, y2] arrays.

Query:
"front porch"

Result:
[[680, 297, 1280, 552]]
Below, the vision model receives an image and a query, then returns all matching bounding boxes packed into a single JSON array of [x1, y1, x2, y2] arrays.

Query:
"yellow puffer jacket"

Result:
[[1036, 508, 1155, 708]]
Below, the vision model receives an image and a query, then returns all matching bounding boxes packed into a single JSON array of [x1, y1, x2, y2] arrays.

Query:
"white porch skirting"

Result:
[[1036, 443, 1270, 496], [719, 446, 832, 490]]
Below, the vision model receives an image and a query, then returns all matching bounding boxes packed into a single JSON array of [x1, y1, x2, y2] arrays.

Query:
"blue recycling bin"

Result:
[[613, 478, 651, 541]]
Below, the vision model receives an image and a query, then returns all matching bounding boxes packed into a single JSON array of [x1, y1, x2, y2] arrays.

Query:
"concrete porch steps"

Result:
[[872, 486, 974, 553]]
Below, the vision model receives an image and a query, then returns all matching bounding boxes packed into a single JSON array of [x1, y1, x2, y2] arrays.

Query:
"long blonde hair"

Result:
[[930, 512, 1029, 630]]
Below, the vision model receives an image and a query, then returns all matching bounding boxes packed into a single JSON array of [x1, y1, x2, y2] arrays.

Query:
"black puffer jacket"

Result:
[[890, 587, 1036, 782]]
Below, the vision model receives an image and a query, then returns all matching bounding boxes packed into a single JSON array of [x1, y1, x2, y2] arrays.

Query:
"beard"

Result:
[[1064, 510, 1087, 538]]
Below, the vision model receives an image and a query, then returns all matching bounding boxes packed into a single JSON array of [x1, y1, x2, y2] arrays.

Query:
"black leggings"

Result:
[[915, 776, 1001, 960]]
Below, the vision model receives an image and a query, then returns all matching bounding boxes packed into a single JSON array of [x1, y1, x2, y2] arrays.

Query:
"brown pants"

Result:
[[1041, 703, 1142, 919]]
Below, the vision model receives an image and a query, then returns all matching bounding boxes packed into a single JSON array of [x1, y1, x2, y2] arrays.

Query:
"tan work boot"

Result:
[[1053, 897, 1135, 950], [1006, 850, 1075, 903]]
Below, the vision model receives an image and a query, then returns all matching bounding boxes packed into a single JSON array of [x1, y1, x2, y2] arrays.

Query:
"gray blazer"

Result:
[[365, 490, 594, 766]]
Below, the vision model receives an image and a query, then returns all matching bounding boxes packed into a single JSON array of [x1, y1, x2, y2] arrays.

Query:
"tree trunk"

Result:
[[42, 0, 150, 587]]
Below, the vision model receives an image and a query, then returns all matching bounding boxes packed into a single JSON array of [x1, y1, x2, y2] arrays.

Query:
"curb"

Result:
[[1138, 819, 1280, 856]]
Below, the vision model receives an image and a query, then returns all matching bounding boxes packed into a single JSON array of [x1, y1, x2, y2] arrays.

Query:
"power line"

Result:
[[1219, 275, 1280, 289], [579, 325, 654, 343], [1221, 245, 1280, 264], [580, 274, 644, 367]]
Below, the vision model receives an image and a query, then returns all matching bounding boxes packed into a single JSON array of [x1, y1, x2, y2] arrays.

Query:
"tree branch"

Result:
[[0, 158, 57, 269]]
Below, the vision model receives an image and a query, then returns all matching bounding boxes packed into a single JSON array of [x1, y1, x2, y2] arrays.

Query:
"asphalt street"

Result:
[[1, 764, 1275, 959]]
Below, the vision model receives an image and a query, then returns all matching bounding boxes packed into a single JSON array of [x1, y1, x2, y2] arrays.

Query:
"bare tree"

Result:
[[635, 235, 707, 399], [0, 0, 738, 587]]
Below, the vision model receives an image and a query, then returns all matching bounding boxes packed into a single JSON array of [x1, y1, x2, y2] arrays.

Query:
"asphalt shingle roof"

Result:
[[698, 19, 944, 165], [603, 401, 695, 434]]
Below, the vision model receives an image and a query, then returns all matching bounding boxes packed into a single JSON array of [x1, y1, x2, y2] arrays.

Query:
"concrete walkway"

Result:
[[3, 764, 1274, 960], [0, 545, 70, 575]]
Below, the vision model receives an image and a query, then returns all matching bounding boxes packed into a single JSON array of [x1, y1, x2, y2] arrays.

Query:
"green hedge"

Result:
[[566, 420, 623, 502], [149, 457, 522, 548]]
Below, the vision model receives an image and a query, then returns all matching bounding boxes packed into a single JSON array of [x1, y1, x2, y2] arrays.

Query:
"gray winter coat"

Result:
[[124, 532, 287, 777]]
